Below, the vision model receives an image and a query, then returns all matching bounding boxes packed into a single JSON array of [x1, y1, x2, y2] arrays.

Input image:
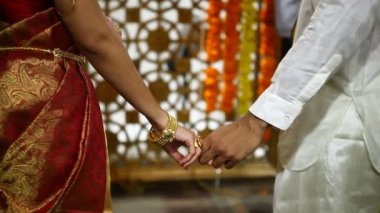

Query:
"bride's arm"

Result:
[[53, 0, 200, 168], [54, 0, 168, 129]]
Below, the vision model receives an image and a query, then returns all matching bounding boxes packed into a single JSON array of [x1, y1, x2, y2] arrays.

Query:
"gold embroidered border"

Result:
[[0, 47, 86, 65]]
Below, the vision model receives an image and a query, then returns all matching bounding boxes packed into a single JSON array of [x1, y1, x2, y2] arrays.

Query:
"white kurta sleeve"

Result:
[[250, 0, 378, 130]]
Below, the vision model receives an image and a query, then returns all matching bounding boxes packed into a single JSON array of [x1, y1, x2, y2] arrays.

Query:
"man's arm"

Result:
[[200, 0, 378, 168], [251, 0, 377, 130]]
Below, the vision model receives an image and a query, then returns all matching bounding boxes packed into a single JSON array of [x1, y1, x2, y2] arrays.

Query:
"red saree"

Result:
[[0, 8, 111, 212]]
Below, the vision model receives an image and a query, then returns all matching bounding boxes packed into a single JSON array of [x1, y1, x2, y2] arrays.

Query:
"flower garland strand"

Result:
[[221, 0, 241, 113], [259, 0, 280, 141], [258, 0, 278, 95], [237, 0, 259, 115], [204, 0, 223, 112]]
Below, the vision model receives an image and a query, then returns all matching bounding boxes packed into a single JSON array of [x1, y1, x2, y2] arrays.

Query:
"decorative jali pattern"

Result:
[[91, 0, 270, 171]]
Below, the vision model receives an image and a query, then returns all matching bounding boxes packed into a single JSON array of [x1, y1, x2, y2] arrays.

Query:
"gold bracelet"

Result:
[[148, 113, 178, 146]]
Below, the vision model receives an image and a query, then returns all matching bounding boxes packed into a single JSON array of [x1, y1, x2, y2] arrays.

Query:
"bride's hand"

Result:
[[162, 126, 202, 169]]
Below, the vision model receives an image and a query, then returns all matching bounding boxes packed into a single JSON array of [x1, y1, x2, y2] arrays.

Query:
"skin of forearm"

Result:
[[54, 0, 168, 129], [81, 38, 168, 129]]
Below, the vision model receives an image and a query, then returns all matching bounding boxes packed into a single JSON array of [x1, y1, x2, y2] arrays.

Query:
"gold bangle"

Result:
[[148, 113, 178, 146]]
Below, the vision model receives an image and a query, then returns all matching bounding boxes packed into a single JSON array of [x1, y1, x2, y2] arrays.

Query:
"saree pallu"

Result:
[[0, 8, 111, 212]]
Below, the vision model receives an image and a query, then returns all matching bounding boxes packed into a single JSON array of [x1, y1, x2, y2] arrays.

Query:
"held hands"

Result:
[[199, 113, 268, 169], [149, 112, 268, 170]]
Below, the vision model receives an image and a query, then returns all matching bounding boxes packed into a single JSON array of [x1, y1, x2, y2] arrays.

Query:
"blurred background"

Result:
[[89, 0, 298, 212]]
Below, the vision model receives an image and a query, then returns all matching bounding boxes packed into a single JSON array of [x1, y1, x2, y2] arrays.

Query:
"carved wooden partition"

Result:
[[90, 0, 276, 182]]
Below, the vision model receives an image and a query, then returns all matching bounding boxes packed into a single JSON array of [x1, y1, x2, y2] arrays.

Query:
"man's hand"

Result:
[[199, 113, 268, 169]]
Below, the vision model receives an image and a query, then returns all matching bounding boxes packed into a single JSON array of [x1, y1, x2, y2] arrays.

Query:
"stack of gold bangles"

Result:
[[148, 113, 203, 150], [148, 113, 178, 146]]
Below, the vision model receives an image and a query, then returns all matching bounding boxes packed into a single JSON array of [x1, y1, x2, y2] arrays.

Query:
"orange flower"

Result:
[[204, 0, 223, 112], [221, 0, 241, 113], [258, 0, 279, 97], [257, 0, 280, 143], [204, 67, 219, 112], [206, 0, 223, 63]]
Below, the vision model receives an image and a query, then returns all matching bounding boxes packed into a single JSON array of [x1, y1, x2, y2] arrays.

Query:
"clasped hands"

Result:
[[163, 113, 268, 170]]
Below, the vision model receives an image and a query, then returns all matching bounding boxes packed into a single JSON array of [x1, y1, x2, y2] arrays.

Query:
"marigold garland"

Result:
[[258, 0, 279, 95], [205, 0, 223, 62], [237, 0, 259, 115], [221, 0, 241, 113], [203, 0, 279, 115], [259, 0, 280, 142], [204, 0, 223, 112]]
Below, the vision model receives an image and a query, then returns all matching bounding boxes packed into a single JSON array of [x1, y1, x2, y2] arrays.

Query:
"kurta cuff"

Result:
[[249, 90, 302, 130]]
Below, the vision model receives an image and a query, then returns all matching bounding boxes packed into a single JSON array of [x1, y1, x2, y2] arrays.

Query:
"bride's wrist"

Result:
[[148, 111, 178, 146], [148, 110, 169, 131]]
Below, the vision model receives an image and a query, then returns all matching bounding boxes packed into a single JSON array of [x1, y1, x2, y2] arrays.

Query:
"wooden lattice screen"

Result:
[[90, 0, 276, 182]]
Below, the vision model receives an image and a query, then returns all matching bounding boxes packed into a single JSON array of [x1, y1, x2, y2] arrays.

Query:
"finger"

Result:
[[179, 150, 192, 165], [188, 146, 202, 165], [163, 143, 189, 167], [179, 146, 194, 166], [201, 138, 211, 152], [199, 156, 213, 166], [181, 147, 199, 168], [212, 155, 229, 169], [182, 147, 202, 168], [225, 159, 239, 169], [199, 148, 216, 165], [184, 134, 197, 161], [171, 133, 194, 164], [165, 148, 185, 165], [187, 141, 196, 160], [199, 137, 216, 164]]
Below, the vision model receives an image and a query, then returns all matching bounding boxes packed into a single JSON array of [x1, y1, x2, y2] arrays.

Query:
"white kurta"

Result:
[[273, 103, 380, 212], [249, 0, 380, 211]]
